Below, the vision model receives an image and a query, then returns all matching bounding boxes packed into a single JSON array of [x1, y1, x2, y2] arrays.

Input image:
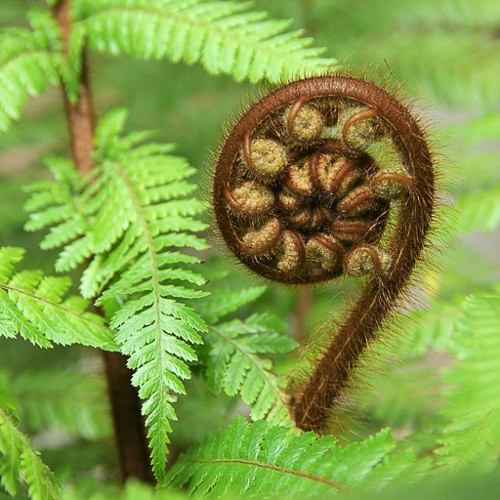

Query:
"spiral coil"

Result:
[[214, 77, 415, 285]]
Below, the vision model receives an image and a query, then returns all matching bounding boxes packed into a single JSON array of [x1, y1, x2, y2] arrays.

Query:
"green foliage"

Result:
[[378, 33, 500, 109], [0, 247, 116, 350], [62, 479, 197, 500], [1, 369, 111, 440], [398, 0, 500, 29], [0, 406, 60, 500], [444, 114, 500, 234], [437, 295, 500, 472], [355, 354, 447, 432], [200, 287, 297, 425], [458, 188, 500, 233], [72, 0, 336, 82], [24, 155, 89, 263], [0, 9, 76, 132], [167, 416, 429, 498], [91, 114, 209, 484]]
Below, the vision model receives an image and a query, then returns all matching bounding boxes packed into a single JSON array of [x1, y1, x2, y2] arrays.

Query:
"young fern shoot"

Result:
[[212, 75, 435, 431]]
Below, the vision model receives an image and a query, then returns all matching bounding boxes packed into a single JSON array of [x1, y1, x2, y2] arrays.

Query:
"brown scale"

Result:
[[305, 234, 344, 273], [241, 218, 282, 255], [278, 187, 303, 211], [287, 159, 315, 197], [312, 153, 362, 197]]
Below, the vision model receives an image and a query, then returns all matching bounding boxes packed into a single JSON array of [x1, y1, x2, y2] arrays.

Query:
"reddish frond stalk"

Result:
[[53, 0, 95, 176]]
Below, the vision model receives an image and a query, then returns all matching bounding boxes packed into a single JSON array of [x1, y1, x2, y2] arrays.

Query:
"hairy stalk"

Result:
[[213, 75, 434, 431], [52, 0, 153, 481]]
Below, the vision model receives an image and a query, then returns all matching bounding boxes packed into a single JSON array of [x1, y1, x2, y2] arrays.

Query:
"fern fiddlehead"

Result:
[[213, 75, 435, 432]]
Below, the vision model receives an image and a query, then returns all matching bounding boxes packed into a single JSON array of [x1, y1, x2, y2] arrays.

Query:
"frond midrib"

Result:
[[185, 457, 349, 492], [111, 161, 172, 394]]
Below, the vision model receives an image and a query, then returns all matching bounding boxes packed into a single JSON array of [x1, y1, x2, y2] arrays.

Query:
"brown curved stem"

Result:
[[291, 79, 435, 432], [53, 0, 154, 483]]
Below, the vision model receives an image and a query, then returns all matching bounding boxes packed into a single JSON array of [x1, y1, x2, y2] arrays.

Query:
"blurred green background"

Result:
[[1, 0, 499, 493]]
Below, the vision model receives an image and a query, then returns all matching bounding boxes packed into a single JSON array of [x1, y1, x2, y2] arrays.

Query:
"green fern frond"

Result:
[[0, 406, 60, 500], [356, 355, 447, 431], [60, 479, 195, 500], [402, 301, 460, 355], [92, 110, 209, 483], [71, 0, 336, 83], [27, 108, 209, 483], [3, 369, 111, 440], [24, 156, 92, 264], [0, 247, 116, 350], [202, 294, 297, 424], [457, 152, 500, 196], [167, 416, 427, 498], [0, 9, 77, 132], [436, 295, 500, 472]]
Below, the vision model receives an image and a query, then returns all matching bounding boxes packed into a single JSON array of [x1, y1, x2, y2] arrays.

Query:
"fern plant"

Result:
[[1, 0, 500, 499]]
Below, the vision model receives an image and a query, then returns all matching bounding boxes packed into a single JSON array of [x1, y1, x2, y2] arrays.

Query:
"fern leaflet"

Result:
[[0, 406, 60, 500], [71, 0, 336, 83], [445, 112, 500, 146], [24, 155, 92, 269], [25, 108, 209, 483], [458, 188, 500, 233], [398, 0, 500, 30], [2, 368, 111, 440], [0, 247, 116, 350], [199, 285, 267, 324]]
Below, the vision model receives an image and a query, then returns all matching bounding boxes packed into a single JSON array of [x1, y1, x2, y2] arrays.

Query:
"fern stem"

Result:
[[289, 78, 435, 432], [103, 351, 155, 483], [54, 0, 95, 176], [52, 0, 154, 483], [185, 458, 350, 492]]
